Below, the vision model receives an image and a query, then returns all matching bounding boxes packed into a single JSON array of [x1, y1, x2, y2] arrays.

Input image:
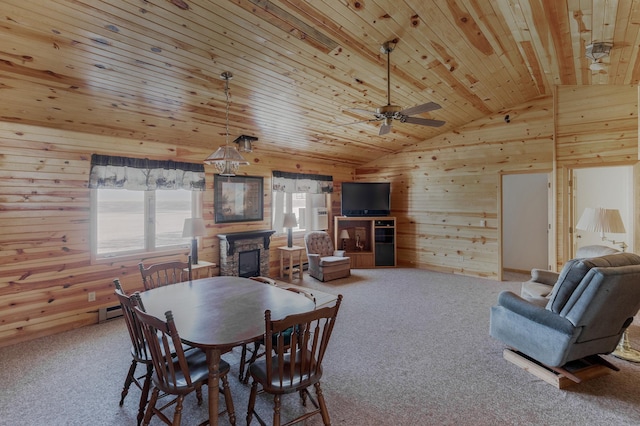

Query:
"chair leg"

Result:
[[272, 394, 281, 426], [173, 395, 185, 426], [195, 384, 203, 405], [142, 387, 159, 426], [314, 382, 331, 425], [242, 342, 263, 384], [239, 344, 248, 382], [246, 381, 258, 425], [120, 359, 138, 406], [137, 363, 153, 426], [220, 375, 236, 425]]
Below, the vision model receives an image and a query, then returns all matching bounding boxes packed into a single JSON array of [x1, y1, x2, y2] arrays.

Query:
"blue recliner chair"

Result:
[[490, 253, 640, 373]]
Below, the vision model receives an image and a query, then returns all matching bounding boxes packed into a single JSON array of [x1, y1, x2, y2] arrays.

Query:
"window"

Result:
[[271, 171, 333, 235], [92, 188, 198, 258], [272, 192, 329, 234]]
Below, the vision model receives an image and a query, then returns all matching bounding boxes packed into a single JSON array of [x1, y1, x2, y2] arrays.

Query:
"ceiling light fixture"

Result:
[[585, 42, 612, 71], [204, 71, 249, 176], [234, 135, 258, 153]]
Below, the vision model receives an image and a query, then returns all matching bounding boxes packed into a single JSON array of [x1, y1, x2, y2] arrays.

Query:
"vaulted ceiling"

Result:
[[1, 1, 638, 167]]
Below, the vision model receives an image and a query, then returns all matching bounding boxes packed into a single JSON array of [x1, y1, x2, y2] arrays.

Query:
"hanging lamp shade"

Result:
[[204, 145, 250, 176]]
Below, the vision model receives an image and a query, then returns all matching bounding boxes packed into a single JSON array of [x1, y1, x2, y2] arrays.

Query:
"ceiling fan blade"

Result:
[[403, 116, 446, 127], [379, 123, 392, 135], [399, 102, 442, 116]]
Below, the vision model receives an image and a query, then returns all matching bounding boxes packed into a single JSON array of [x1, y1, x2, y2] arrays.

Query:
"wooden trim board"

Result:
[[503, 349, 613, 389]]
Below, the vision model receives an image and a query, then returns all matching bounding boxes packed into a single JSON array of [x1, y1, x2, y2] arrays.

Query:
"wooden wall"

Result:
[[356, 86, 638, 278], [1, 85, 637, 348], [356, 97, 555, 278], [554, 85, 639, 268], [0, 122, 353, 348]]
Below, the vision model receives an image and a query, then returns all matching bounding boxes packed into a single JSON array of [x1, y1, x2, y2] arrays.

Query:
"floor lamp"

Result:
[[576, 207, 639, 362], [182, 218, 206, 264]]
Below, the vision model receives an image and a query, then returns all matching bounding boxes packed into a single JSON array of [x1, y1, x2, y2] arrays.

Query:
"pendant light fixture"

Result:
[[234, 134, 258, 153], [204, 71, 249, 176]]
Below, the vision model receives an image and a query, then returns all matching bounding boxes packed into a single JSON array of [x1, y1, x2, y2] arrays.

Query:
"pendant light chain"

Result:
[[203, 71, 249, 176], [223, 72, 231, 146]]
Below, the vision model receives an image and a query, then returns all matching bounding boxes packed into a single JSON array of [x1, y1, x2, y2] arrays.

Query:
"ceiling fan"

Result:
[[344, 40, 446, 135]]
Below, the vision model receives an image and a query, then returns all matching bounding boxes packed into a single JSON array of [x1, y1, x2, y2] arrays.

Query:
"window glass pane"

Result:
[[96, 189, 145, 254], [292, 193, 306, 231], [156, 189, 192, 248]]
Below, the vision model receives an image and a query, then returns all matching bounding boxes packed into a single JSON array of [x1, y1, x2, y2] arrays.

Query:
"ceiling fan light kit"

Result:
[[345, 40, 446, 135]]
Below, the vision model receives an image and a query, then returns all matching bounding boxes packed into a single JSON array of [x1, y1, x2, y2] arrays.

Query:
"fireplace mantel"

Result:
[[217, 230, 276, 255]]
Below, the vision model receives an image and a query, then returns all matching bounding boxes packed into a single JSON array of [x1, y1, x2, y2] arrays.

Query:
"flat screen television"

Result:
[[341, 182, 391, 217]]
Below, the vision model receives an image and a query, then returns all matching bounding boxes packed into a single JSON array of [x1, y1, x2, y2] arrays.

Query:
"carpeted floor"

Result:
[[1, 268, 640, 425]]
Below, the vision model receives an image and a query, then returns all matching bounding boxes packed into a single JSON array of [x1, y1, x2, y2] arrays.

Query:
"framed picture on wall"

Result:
[[214, 175, 264, 223]]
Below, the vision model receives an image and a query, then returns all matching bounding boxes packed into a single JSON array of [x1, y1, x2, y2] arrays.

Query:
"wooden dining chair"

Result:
[[114, 279, 153, 426], [131, 294, 235, 426], [246, 294, 343, 426], [138, 256, 192, 291], [238, 280, 317, 384]]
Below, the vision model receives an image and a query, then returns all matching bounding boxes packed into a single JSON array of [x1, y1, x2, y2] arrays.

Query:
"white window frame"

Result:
[[90, 188, 202, 262], [272, 191, 329, 235]]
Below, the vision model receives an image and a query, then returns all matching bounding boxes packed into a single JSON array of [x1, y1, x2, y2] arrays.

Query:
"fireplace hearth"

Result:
[[217, 230, 275, 277]]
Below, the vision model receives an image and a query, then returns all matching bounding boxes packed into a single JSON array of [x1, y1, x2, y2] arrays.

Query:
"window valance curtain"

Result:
[[272, 171, 333, 194], [88, 154, 205, 191]]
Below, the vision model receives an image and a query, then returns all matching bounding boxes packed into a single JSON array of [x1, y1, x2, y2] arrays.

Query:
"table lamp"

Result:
[[283, 213, 297, 247], [182, 218, 206, 264], [575, 207, 627, 251], [339, 229, 350, 250]]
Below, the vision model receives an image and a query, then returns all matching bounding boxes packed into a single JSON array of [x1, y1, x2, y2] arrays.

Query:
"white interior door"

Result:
[[502, 173, 550, 272]]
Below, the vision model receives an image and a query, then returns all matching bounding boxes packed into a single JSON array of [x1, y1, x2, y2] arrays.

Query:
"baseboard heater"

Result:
[[98, 305, 123, 323]]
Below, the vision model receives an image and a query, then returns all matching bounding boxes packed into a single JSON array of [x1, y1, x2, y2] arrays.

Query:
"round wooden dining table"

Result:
[[138, 276, 316, 425]]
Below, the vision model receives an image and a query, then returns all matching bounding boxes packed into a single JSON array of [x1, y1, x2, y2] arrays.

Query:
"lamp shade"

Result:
[[283, 213, 298, 229], [339, 229, 350, 240], [182, 218, 206, 238], [576, 207, 626, 234], [203, 145, 250, 176]]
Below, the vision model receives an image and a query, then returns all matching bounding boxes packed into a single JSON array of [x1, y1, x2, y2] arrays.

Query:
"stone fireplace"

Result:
[[217, 230, 275, 277]]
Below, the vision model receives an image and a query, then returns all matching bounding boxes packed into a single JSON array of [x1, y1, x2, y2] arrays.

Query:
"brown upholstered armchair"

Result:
[[304, 231, 351, 282]]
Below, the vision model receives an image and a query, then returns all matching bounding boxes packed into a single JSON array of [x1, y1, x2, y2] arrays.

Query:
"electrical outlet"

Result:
[[480, 220, 486, 227], [88, 291, 96, 302]]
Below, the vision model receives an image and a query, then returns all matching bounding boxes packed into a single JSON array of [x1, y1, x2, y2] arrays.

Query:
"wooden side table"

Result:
[[277, 245, 304, 282], [188, 260, 218, 279]]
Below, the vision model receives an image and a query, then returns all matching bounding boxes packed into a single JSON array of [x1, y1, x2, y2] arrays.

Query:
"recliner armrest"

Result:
[[530, 269, 559, 286], [333, 250, 346, 257], [497, 291, 575, 334]]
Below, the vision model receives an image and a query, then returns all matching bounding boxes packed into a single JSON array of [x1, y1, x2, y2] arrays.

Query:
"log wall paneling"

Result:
[[356, 97, 555, 279], [0, 121, 352, 348], [1, 85, 638, 348], [554, 85, 639, 268], [356, 86, 638, 278]]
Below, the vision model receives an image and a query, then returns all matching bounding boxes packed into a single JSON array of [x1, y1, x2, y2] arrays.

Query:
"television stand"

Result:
[[334, 216, 396, 268]]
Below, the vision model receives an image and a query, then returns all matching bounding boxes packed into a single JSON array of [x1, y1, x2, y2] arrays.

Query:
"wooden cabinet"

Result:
[[334, 216, 396, 268]]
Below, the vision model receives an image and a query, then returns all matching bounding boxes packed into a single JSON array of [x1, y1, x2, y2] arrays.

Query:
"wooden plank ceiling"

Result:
[[0, 0, 638, 167]]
